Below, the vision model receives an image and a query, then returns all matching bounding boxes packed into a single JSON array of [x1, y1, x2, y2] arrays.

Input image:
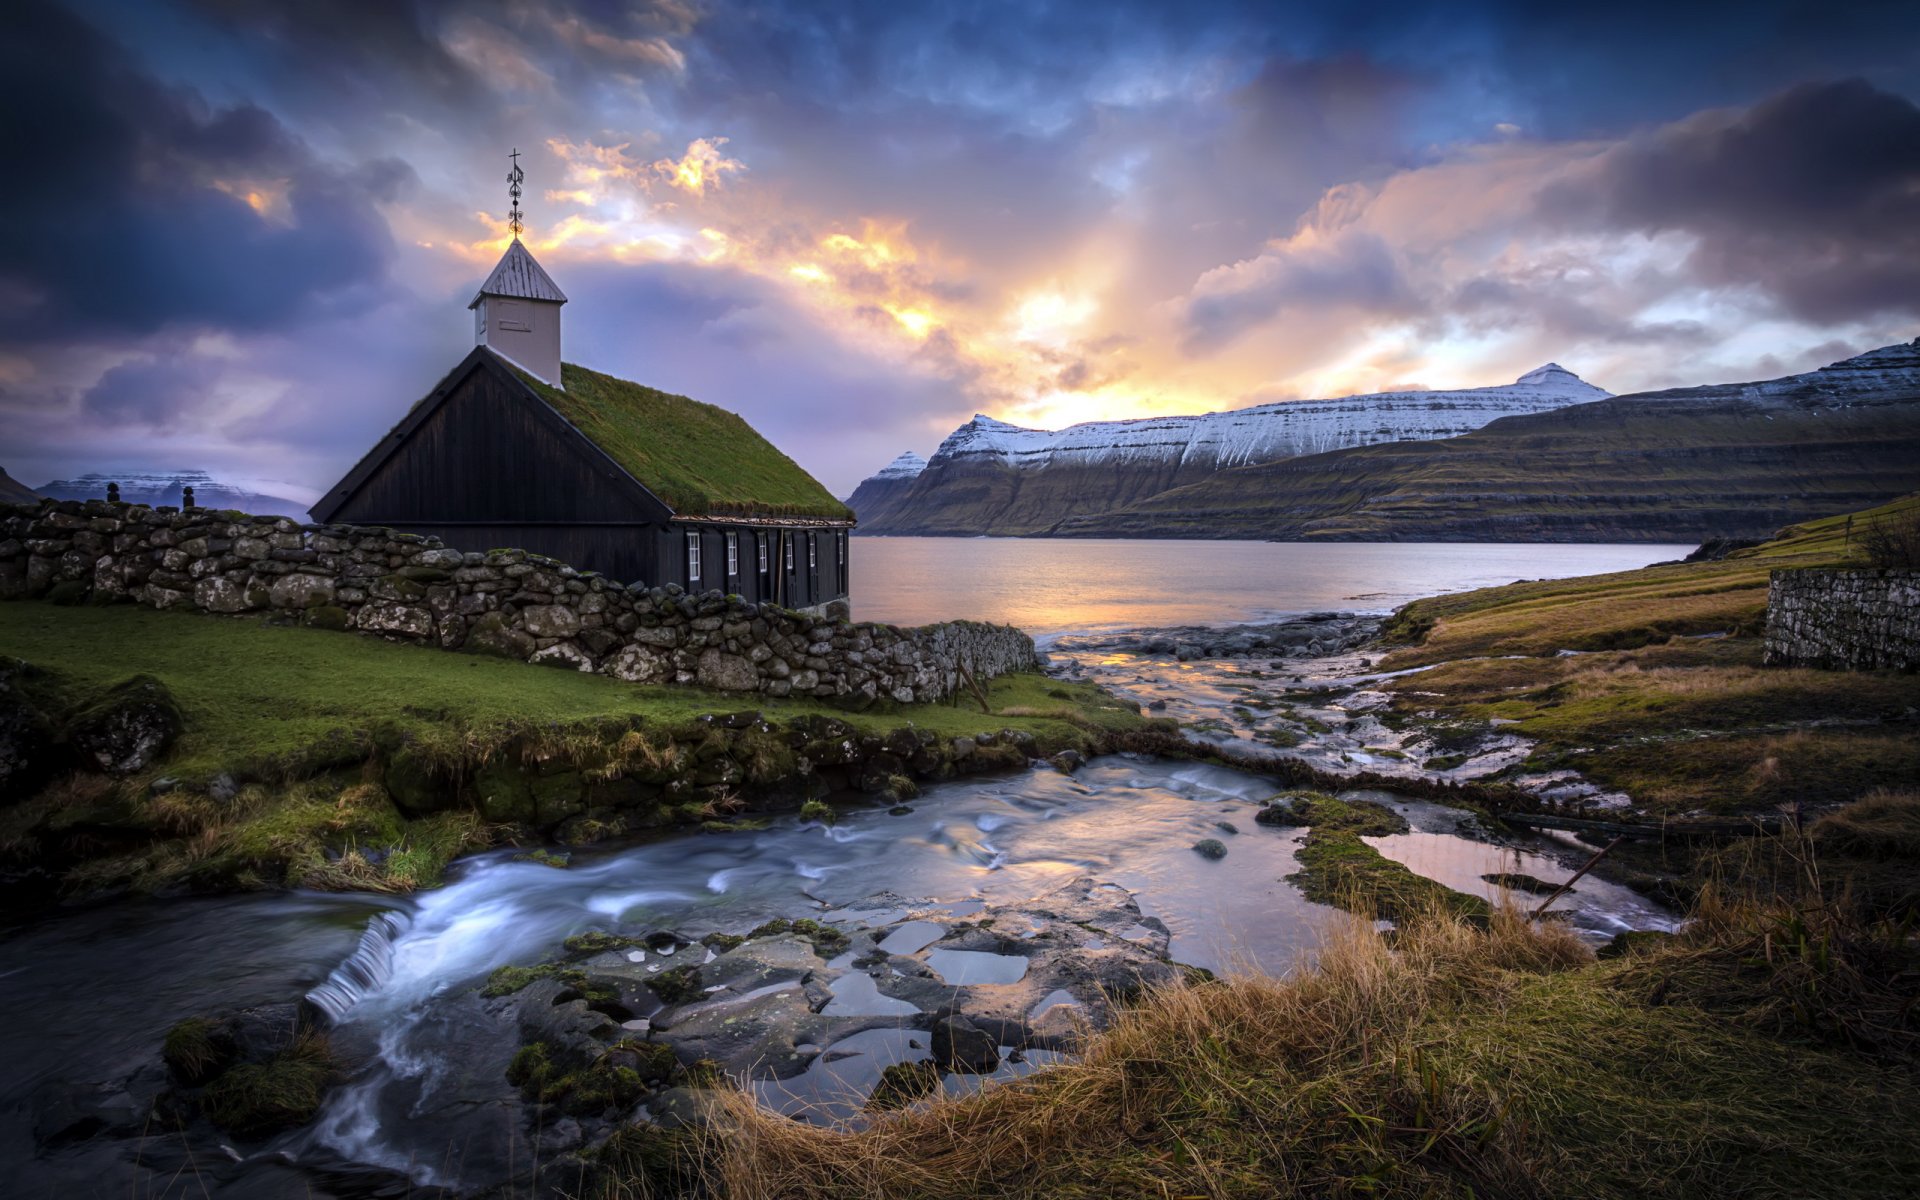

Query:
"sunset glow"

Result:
[[5, 0, 1915, 499]]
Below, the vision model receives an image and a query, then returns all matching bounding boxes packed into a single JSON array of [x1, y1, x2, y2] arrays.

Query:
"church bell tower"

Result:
[[470, 149, 568, 388]]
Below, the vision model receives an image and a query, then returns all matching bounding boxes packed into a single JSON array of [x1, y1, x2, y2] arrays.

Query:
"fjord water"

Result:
[[851, 537, 1692, 634]]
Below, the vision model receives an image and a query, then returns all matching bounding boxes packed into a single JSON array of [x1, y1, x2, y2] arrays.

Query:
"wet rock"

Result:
[[1049, 749, 1085, 774], [930, 1014, 998, 1074], [70, 674, 181, 774], [1191, 838, 1228, 860]]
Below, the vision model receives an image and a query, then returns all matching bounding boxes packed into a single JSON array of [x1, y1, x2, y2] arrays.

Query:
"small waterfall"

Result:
[[305, 910, 410, 1022]]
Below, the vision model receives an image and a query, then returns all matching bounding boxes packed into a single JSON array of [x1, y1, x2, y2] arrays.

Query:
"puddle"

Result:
[[822, 971, 922, 1016], [877, 921, 946, 956], [926, 949, 1030, 985]]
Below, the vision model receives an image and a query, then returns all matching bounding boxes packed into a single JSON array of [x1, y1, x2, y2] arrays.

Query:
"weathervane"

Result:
[[507, 148, 524, 239]]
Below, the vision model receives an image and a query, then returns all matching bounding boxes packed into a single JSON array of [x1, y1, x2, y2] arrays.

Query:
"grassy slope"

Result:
[[525, 364, 853, 521], [1376, 494, 1920, 815], [0, 605, 1137, 784]]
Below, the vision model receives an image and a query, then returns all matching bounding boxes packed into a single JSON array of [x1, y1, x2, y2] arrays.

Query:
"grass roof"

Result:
[[517, 362, 853, 522]]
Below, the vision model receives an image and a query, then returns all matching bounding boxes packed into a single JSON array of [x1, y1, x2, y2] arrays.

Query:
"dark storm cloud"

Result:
[[80, 356, 226, 428], [1543, 79, 1920, 322], [0, 1, 412, 343]]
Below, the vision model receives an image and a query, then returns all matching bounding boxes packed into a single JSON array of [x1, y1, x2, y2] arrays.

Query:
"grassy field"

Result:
[[0, 603, 1147, 897], [0, 603, 1140, 784], [1375, 494, 1920, 816]]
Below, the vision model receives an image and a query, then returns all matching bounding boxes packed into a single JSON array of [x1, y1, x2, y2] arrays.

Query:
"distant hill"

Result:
[[0, 467, 40, 504], [858, 365, 1609, 535], [33, 470, 311, 518], [1057, 340, 1920, 542], [845, 451, 926, 528]]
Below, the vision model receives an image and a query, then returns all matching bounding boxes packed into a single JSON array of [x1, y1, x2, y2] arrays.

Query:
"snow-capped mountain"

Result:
[[1056, 338, 1920, 542], [930, 364, 1607, 474], [845, 451, 929, 527], [862, 364, 1610, 535], [33, 470, 312, 518]]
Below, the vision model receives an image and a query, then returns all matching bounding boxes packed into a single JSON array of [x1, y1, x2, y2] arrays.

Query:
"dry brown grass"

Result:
[[704, 909, 1589, 1200]]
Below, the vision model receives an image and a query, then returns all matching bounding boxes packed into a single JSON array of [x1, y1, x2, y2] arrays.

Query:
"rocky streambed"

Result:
[[5, 618, 1686, 1199]]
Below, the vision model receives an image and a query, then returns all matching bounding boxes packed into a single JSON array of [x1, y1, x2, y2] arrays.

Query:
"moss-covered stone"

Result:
[[648, 965, 705, 1004], [473, 760, 536, 823], [199, 1035, 336, 1138]]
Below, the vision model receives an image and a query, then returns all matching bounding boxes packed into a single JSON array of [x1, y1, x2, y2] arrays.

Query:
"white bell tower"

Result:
[[469, 150, 568, 388]]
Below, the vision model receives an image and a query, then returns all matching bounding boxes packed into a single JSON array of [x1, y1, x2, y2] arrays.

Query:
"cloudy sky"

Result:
[[4, 0, 1918, 501]]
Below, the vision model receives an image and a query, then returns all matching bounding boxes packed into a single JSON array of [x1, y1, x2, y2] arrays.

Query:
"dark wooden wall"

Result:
[[329, 360, 850, 602], [330, 367, 672, 526]]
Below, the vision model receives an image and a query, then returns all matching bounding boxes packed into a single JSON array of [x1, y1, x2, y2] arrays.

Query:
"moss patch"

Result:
[[520, 362, 853, 521], [199, 1035, 337, 1138]]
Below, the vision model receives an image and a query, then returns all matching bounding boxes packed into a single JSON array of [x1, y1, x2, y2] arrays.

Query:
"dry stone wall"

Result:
[[1764, 568, 1920, 671], [0, 500, 1038, 705]]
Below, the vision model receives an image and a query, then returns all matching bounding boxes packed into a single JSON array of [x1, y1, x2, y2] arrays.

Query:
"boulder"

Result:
[[268, 573, 335, 610], [605, 644, 671, 685], [357, 601, 434, 639], [930, 1014, 999, 1074], [522, 605, 581, 639], [70, 675, 182, 774], [696, 649, 759, 692], [465, 611, 536, 660]]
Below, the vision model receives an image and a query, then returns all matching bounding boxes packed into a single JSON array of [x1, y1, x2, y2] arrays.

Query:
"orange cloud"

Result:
[[651, 137, 746, 196]]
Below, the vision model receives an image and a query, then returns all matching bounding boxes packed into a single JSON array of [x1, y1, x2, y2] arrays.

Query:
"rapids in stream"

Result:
[[2, 633, 1682, 1198]]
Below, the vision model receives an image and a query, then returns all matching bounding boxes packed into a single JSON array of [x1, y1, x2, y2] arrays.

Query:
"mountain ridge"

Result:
[[856, 364, 1610, 535], [1054, 339, 1920, 543]]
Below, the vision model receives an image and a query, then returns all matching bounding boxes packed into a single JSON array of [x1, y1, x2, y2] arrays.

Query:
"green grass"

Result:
[[0, 603, 1144, 785], [522, 363, 853, 521]]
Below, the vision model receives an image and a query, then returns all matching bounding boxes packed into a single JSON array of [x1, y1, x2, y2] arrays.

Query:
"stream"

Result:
[[2, 625, 1682, 1198]]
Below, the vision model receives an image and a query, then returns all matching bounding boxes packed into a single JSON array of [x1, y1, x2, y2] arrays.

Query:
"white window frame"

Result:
[[725, 532, 739, 577], [686, 531, 701, 582], [808, 535, 817, 570], [784, 537, 794, 571], [757, 534, 769, 573], [837, 533, 845, 565]]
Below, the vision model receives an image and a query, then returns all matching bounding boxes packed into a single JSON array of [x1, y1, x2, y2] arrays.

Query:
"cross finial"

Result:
[[507, 148, 525, 240]]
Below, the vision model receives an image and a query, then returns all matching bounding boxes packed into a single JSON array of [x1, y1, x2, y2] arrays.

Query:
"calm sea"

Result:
[[850, 538, 1694, 637]]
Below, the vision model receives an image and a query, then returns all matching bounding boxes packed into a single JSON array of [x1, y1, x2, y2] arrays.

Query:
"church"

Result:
[[312, 160, 854, 613]]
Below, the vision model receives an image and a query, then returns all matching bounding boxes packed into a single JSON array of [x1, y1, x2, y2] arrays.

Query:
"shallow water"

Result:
[[852, 538, 1691, 634]]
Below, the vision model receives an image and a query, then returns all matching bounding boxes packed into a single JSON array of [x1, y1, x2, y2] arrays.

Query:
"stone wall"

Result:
[[0, 500, 1038, 705], [1763, 568, 1920, 671]]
